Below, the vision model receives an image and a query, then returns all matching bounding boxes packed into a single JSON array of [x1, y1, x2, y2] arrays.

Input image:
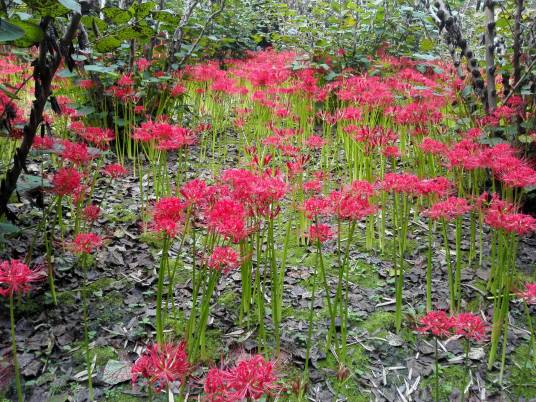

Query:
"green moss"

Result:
[[421, 365, 466, 400], [103, 386, 147, 401], [510, 344, 536, 399], [87, 277, 116, 293], [316, 345, 370, 400], [168, 259, 191, 285], [73, 345, 117, 367], [218, 289, 239, 308], [139, 231, 165, 249], [107, 204, 137, 223], [361, 311, 395, 335]]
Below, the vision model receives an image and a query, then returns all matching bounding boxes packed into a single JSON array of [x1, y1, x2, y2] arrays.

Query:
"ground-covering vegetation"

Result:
[[0, 0, 535, 401]]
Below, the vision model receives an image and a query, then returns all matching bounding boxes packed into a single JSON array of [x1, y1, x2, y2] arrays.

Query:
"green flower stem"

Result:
[[156, 236, 170, 345], [9, 295, 23, 402]]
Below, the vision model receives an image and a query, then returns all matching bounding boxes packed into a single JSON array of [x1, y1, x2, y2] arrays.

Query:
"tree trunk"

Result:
[[484, 0, 497, 112]]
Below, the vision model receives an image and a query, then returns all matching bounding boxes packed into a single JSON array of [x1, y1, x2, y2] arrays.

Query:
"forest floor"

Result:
[[1, 132, 536, 402]]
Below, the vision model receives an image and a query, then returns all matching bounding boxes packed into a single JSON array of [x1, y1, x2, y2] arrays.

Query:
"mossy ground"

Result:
[[510, 343, 536, 399], [421, 365, 466, 401]]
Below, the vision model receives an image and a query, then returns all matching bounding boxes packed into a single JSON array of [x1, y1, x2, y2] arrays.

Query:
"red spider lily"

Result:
[[51, 167, 82, 196], [60, 140, 94, 165], [308, 223, 334, 244], [446, 139, 485, 170], [305, 135, 326, 150], [221, 169, 288, 218], [222, 355, 277, 400], [78, 79, 95, 89], [424, 197, 472, 221], [453, 313, 487, 342], [484, 195, 536, 236], [286, 154, 310, 177], [0, 259, 46, 297], [70, 233, 103, 254], [131, 342, 189, 393], [82, 205, 101, 222], [302, 196, 332, 220], [70, 122, 114, 148], [204, 368, 230, 402], [419, 137, 448, 155], [417, 177, 453, 197], [170, 83, 186, 97], [208, 246, 241, 274], [382, 145, 400, 158], [207, 198, 249, 242], [303, 179, 323, 194], [380, 173, 422, 195], [136, 58, 151, 72], [340, 106, 362, 121], [157, 127, 196, 151], [416, 311, 455, 338], [103, 163, 128, 179], [33, 136, 55, 150], [151, 197, 185, 237], [334, 193, 378, 221], [518, 283, 536, 305], [180, 178, 209, 207], [117, 73, 134, 87]]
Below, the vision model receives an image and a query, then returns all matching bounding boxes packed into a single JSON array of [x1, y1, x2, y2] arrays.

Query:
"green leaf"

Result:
[[17, 174, 50, 194], [7, 20, 44, 47], [130, 1, 156, 18], [103, 7, 132, 24], [84, 64, 117, 74], [0, 84, 20, 100], [24, 0, 71, 17], [0, 18, 25, 42], [58, 0, 80, 13], [95, 36, 122, 53]]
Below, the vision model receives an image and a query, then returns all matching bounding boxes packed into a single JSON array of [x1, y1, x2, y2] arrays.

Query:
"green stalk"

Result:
[[81, 254, 93, 401], [316, 239, 336, 350], [9, 295, 23, 402], [434, 337, 439, 402], [156, 237, 170, 345], [454, 217, 462, 311], [426, 218, 433, 312], [441, 220, 455, 313]]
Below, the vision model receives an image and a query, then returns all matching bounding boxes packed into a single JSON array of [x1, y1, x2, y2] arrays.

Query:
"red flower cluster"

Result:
[[204, 355, 277, 401], [518, 283, 536, 305], [51, 168, 82, 196], [151, 197, 185, 237], [131, 342, 189, 393], [484, 195, 536, 236], [133, 121, 196, 150], [70, 233, 103, 254], [103, 163, 128, 179], [208, 246, 241, 274], [83, 205, 101, 222], [424, 197, 472, 221], [308, 223, 334, 244], [0, 259, 46, 297], [417, 311, 487, 341], [453, 312, 487, 341], [207, 198, 249, 242]]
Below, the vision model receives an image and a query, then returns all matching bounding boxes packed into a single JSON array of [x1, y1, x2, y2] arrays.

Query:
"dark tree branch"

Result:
[[484, 0, 497, 111], [0, 13, 81, 220]]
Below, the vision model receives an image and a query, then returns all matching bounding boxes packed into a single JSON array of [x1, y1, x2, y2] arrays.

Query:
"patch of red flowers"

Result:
[[208, 246, 241, 274], [51, 168, 82, 196], [131, 342, 189, 393], [204, 354, 277, 401], [70, 233, 103, 254], [0, 259, 46, 297]]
